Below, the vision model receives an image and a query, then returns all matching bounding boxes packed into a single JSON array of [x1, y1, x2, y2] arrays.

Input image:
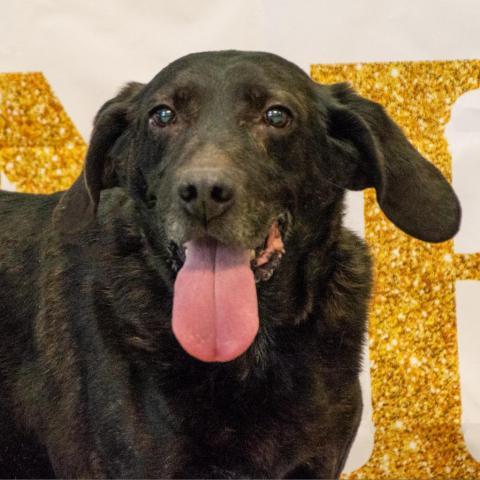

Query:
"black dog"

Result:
[[0, 51, 460, 478]]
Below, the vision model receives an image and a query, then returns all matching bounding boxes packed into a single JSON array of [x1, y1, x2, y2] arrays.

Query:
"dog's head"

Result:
[[55, 51, 460, 362]]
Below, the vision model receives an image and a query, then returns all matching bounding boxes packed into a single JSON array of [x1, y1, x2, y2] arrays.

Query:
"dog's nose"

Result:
[[177, 169, 235, 223]]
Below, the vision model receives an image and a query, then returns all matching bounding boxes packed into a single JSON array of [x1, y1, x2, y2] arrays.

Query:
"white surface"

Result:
[[446, 89, 480, 253], [0, 172, 16, 192], [456, 281, 480, 461], [1, 0, 479, 471]]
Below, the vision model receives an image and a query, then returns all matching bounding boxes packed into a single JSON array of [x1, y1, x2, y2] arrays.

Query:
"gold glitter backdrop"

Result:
[[1, 65, 480, 478], [0, 72, 85, 192], [312, 60, 480, 479]]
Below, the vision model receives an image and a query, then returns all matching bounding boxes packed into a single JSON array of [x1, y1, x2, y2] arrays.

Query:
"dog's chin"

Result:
[[167, 211, 290, 283]]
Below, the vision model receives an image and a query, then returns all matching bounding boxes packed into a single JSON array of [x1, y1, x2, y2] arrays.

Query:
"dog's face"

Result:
[[55, 51, 461, 362], [138, 52, 322, 281], [103, 52, 346, 283]]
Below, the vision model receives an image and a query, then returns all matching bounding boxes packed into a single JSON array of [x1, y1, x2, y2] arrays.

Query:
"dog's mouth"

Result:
[[168, 212, 289, 283], [169, 212, 289, 364], [249, 211, 288, 282]]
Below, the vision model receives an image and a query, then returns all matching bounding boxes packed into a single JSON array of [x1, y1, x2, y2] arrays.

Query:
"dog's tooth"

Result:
[[250, 249, 256, 261], [263, 269, 274, 281]]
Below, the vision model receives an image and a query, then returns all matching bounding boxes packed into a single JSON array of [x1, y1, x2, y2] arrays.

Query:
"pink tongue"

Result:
[[172, 238, 259, 362]]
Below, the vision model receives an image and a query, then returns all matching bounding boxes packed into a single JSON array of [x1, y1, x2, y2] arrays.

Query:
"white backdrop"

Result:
[[1, 0, 479, 471]]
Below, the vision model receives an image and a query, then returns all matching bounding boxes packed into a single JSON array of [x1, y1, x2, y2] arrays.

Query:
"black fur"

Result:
[[0, 51, 460, 478]]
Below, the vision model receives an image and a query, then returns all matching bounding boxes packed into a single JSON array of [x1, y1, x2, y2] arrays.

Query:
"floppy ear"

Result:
[[53, 82, 144, 233], [324, 82, 461, 243]]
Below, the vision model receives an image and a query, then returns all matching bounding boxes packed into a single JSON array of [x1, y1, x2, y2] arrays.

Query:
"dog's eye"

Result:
[[264, 106, 291, 128], [150, 106, 176, 127]]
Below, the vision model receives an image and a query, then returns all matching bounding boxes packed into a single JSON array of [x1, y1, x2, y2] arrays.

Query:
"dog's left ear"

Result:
[[322, 82, 461, 243], [53, 82, 144, 234]]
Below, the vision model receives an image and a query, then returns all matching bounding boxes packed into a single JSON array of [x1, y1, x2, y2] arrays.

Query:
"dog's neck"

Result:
[[208, 197, 346, 375]]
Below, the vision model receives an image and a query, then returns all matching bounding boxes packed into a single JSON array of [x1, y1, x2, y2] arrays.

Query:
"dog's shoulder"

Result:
[[0, 190, 61, 376], [0, 190, 60, 235], [0, 189, 61, 293]]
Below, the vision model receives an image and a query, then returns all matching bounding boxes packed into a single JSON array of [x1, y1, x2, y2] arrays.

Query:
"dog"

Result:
[[0, 51, 460, 478]]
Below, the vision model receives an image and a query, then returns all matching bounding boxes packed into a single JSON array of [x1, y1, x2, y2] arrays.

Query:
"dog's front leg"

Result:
[[39, 361, 167, 478]]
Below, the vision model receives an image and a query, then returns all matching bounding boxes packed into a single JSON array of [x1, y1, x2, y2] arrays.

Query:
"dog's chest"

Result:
[[155, 361, 320, 476]]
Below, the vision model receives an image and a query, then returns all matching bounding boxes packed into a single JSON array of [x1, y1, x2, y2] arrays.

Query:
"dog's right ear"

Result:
[[53, 82, 144, 234]]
